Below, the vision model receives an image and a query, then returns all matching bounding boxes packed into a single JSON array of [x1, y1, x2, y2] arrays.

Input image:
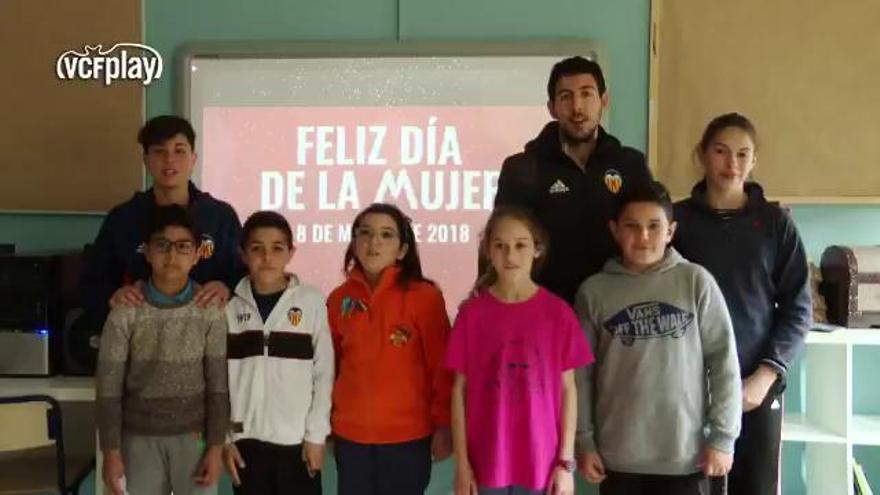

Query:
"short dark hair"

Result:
[[242, 211, 293, 248], [612, 180, 674, 222], [547, 56, 607, 100], [142, 204, 199, 242], [344, 203, 428, 289], [138, 115, 196, 153]]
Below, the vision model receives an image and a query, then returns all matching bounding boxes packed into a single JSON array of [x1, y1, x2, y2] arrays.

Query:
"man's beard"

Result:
[[559, 123, 598, 146]]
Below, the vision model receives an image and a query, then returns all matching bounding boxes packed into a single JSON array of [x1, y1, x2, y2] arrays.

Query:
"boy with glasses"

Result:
[[97, 204, 229, 495]]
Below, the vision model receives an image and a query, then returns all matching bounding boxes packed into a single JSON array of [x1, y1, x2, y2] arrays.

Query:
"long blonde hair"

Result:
[[473, 206, 549, 293]]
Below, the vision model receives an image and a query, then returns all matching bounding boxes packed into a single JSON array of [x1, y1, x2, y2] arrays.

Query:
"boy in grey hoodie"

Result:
[[574, 181, 741, 495]]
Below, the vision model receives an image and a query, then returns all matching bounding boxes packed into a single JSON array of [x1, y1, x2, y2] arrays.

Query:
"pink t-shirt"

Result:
[[444, 287, 594, 490]]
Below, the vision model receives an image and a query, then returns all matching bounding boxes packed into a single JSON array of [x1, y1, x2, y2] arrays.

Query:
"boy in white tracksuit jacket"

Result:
[[224, 211, 334, 494]]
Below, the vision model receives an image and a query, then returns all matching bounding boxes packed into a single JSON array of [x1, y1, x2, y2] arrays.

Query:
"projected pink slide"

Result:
[[202, 106, 547, 312]]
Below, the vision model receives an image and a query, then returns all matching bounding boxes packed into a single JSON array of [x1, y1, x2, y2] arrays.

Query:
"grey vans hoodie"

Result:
[[574, 248, 741, 475]]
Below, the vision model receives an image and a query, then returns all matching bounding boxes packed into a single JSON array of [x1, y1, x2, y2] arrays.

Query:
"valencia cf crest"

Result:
[[603, 169, 623, 194], [389, 325, 412, 347], [197, 235, 216, 259], [288, 307, 303, 327]]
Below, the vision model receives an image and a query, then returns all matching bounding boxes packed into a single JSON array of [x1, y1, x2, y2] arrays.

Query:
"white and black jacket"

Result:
[[226, 275, 334, 445]]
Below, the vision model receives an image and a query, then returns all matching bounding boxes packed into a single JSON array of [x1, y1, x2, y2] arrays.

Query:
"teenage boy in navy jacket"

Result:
[[80, 115, 243, 320]]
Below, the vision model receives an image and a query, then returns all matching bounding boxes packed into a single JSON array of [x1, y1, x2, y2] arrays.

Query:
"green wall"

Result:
[[144, 0, 649, 147], [0, 214, 103, 253]]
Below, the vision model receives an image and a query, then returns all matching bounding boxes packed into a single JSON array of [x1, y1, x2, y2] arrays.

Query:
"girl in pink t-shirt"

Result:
[[446, 206, 593, 495]]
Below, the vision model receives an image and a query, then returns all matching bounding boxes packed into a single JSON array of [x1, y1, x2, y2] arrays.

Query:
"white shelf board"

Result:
[[806, 328, 880, 346], [782, 413, 847, 444], [852, 415, 880, 446], [0, 376, 95, 401]]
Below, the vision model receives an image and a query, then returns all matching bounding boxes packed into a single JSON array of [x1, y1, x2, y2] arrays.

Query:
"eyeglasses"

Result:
[[149, 238, 196, 254], [354, 227, 400, 243]]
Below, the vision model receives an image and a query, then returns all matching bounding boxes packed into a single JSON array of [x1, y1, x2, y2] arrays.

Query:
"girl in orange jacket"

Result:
[[327, 203, 453, 495]]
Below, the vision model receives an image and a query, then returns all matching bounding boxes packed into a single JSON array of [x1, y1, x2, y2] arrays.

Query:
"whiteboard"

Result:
[[178, 40, 605, 310]]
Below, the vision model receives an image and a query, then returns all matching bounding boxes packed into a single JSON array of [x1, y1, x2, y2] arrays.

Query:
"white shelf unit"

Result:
[[782, 329, 880, 494]]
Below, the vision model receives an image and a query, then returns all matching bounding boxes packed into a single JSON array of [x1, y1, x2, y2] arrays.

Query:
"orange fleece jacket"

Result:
[[327, 265, 452, 444]]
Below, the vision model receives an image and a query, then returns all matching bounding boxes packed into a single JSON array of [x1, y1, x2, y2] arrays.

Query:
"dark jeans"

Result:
[[335, 435, 432, 495], [601, 470, 709, 495], [479, 487, 544, 495], [232, 439, 322, 495]]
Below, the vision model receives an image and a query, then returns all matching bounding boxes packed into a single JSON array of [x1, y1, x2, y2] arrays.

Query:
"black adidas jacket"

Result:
[[495, 122, 651, 304]]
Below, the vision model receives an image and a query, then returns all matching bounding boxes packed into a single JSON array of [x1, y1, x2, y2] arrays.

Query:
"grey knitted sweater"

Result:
[[96, 298, 228, 450]]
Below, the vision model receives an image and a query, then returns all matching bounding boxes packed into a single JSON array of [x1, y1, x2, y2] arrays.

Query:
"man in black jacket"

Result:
[[495, 56, 652, 304]]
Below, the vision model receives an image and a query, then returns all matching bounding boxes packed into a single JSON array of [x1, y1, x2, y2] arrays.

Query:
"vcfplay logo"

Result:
[[56, 43, 163, 86]]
